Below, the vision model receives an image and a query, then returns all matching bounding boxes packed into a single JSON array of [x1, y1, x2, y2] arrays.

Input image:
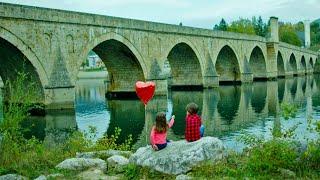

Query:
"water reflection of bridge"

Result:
[[16, 75, 320, 147], [136, 76, 319, 147]]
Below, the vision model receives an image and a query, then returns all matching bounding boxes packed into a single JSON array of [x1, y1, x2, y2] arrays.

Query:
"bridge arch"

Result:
[[289, 53, 297, 75], [248, 46, 267, 80], [301, 55, 306, 74], [0, 27, 46, 103], [309, 58, 314, 69], [0, 27, 49, 87], [165, 40, 204, 86], [277, 51, 285, 77], [81, 32, 147, 93], [215, 45, 241, 83]]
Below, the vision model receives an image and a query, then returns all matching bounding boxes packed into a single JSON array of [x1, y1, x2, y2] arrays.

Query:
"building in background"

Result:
[[81, 51, 106, 70]]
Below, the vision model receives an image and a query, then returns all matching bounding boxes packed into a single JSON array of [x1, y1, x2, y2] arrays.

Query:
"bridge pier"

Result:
[[241, 73, 253, 83], [203, 75, 219, 88], [147, 78, 168, 96], [44, 87, 75, 110]]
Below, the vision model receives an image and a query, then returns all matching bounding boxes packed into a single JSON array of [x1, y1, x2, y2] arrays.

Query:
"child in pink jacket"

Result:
[[150, 112, 175, 151]]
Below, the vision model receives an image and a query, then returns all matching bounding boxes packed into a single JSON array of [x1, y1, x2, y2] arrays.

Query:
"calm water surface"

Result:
[[1, 75, 320, 151]]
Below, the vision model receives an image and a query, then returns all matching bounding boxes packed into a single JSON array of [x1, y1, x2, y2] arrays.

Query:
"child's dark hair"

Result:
[[155, 112, 168, 133], [186, 103, 199, 115]]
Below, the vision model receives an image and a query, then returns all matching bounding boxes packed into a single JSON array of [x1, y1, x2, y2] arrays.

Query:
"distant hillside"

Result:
[[313, 18, 320, 24]]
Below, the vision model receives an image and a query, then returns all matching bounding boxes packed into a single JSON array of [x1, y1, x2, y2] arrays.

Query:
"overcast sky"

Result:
[[1, 0, 319, 29]]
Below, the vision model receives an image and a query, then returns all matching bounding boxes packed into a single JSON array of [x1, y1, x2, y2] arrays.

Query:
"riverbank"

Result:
[[77, 70, 108, 80]]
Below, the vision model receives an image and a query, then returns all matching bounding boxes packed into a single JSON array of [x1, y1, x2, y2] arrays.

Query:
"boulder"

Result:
[[34, 173, 64, 180], [34, 175, 46, 180], [56, 158, 106, 171], [0, 174, 27, 180], [107, 155, 129, 172], [76, 150, 132, 159], [46, 173, 64, 179], [77, 168, 122, 180], [129, 137, 224, 175], [176, 174, 192, 180]]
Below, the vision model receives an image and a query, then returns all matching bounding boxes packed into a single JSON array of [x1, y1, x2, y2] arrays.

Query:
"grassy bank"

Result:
[[0, 73, 320, 179]]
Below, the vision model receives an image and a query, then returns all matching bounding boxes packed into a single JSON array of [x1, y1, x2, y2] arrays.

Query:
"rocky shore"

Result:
[[0, 137, 224, 180]]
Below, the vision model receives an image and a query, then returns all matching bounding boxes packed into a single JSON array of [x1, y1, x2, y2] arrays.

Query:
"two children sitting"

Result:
[[150, 102, 204, 151]]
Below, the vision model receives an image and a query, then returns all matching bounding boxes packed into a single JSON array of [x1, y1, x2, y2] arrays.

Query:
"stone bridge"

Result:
[[0, 3, 319, 109]]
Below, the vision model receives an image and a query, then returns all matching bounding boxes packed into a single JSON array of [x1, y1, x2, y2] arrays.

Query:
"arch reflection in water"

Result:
[[312, 75, 320, 107], [76, 79, 110, 140], [44, 110, 77, 148], [278, 78, 286, 103], [251, 82, 267, 114], [0, 88, 3, 121], [169, 90, 203, 136], [289, 78, 298, 100], [106, 99, 145, 144], [217, 85, 241, 125]]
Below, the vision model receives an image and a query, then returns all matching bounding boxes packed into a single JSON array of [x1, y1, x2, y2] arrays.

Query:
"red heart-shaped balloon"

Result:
[[135, 81, 156, 105]]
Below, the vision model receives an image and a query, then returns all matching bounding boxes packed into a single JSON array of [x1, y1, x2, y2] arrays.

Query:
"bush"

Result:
[[246, 139, 299, 174]]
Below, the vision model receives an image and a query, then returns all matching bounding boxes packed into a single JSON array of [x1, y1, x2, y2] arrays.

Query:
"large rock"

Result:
[[76, 150, 132, 159], [56, 158, 106, 171], [107, 155, 129, 172], [77, 168, 122, 180], [34, 174, 64, 180], [0, 174, 27, 180], [129, 137, 224, 175]]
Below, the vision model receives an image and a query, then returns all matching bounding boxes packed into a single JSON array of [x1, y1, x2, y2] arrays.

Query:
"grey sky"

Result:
[[1, 0, 319, 29]]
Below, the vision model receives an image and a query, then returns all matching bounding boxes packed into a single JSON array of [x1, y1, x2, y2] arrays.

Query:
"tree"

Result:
[[227, 18, 256, 35], [310, 21, 320, 51], [279, 23, 302, 46], [214, 18, 228, 31], [252, 16, 268, 37]]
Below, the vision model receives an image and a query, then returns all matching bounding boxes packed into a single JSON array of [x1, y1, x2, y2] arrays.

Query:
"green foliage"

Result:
[[279, 23, 302, 46], [214, 18, 228, 31], [124, 164, 140, 180], [0, 73, 133, 178], [228, 18, 256, 35], [281, 102, 297, 120], [246, 139, 299, 174], [310, 21, 320, 51], [237, 131, 264, 147], [123, 164, 174, 180], [95, 127, 133, 151], [214, 16, 268, 37], [252, 16, 268, 37]]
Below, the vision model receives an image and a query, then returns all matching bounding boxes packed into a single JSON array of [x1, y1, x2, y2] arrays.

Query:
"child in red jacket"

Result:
[[185, 103, 204, 142]]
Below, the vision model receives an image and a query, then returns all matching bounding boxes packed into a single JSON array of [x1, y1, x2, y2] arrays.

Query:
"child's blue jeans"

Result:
[[200, 124, 205, 137]]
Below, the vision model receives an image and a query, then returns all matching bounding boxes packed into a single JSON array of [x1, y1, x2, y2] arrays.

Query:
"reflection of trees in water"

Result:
[[278, 79, 285, 103], [170, 91, 203, 136], [217, 86, 240, 125], [106, 100, 144, 144], [290, 78, 298, 99], [312, 76, 320, 107], [302, 78, 307, 94], [21, 117, 46, 140], [0, 89, 3, 121], [251, 82, 267, 114]]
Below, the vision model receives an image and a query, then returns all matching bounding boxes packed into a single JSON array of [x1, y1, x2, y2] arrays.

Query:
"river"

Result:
[[1, 75, 320, 151]]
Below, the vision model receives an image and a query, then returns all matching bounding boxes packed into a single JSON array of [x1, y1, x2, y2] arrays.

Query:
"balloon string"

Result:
[[145, 104, 147, 145]]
